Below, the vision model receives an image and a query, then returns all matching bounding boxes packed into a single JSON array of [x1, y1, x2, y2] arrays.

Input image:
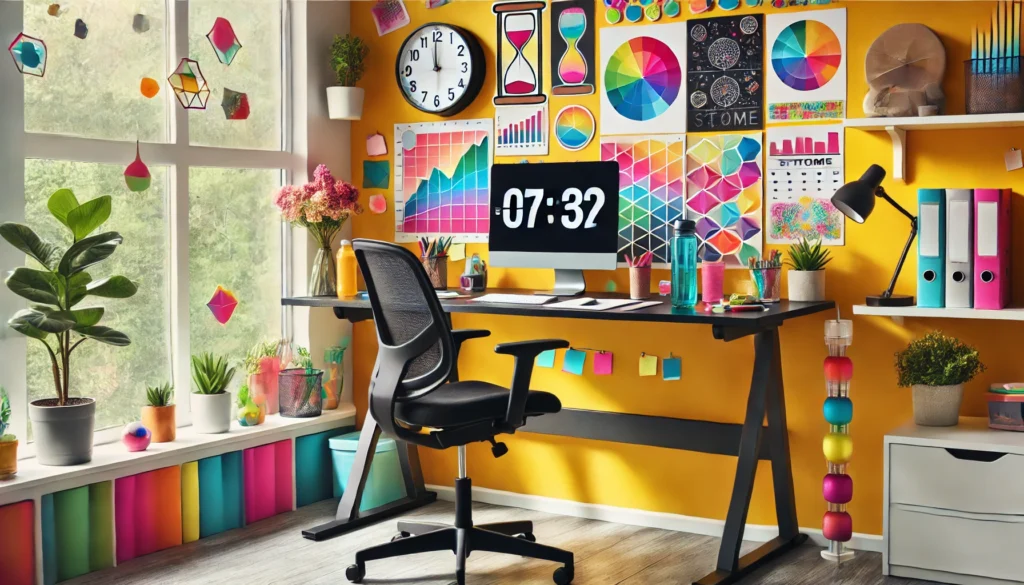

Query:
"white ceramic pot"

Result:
[[190, 392, 233, 434], [912, 384, 963, 427], [787, 270, 826, 302], [326, 86, 365, 120]]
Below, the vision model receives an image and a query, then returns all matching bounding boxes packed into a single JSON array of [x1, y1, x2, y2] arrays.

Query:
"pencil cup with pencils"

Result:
[[419, 237, 453, 290], [749, 251, 782, 303], [626, 252, 653, 300]]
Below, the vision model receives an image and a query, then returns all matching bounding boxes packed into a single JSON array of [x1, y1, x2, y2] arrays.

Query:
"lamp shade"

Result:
[[831, 164, 886, 224]]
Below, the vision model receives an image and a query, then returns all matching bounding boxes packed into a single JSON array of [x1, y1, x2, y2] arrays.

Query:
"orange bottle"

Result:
[[337, 240, 358, 298]]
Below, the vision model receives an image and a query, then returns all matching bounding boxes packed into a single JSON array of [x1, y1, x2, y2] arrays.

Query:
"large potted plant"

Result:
[[141, 382, 176, 443], [785, 237, 831, 302], [0, 387, 16, 479], [327, 34, 368, 120], [190, 353, 236, 434], [896, 332, 986, 427], [1, 189, 137, 465]]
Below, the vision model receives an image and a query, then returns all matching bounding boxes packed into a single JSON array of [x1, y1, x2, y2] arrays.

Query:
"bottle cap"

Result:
[[340, 239, 351, 246], [673, 219, 696, 236]]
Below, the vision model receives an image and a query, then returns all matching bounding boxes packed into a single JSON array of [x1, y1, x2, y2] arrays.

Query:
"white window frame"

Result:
[[2, 0, 299, 452]]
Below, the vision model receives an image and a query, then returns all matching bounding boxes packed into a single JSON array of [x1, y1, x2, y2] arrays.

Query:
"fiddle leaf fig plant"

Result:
[[1, 189, 137, 406]]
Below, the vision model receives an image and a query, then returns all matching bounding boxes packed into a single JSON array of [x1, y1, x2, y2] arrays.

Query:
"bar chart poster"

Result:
[[494, 104, 549, 156], [765, 125, 845, 245]]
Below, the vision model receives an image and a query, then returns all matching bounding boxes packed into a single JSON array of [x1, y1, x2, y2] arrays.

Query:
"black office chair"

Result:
[[345, 239, 575, 585]]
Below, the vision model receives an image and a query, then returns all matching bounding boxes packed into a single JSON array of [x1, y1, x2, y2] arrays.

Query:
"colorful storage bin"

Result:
[[988, 392, 1024, 431], [330, 431, 406, 510]]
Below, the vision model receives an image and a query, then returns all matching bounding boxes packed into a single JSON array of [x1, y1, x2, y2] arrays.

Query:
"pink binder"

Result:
[[974, 188, 1011, 309]]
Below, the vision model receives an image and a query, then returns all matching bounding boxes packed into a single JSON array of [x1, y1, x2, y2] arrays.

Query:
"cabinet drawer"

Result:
[[890, 444, 1024, 514], [890, 505, 1024, 583]]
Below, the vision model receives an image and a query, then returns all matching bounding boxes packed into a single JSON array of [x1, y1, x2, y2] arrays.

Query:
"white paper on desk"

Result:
[[547, 297, 597, 308], [617, 301, 662, 311], [572, 299, 642, 311], [435, 291, 464, 298]]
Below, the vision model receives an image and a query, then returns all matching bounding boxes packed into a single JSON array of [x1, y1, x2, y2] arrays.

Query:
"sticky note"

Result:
[[367, 133, 388, 156], [594, 351, 613, 375], [663, 356, 681, 381], [562, 349, 586, 375], [1007, 148, 1023, 172], [639, 354, 658, 377], [448, 242, 466, 262], [362, 160, 390, 189], [536, 350, 556, 368]]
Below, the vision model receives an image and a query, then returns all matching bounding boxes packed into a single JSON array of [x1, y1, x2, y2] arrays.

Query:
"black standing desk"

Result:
[[284, 291, 835, 585]]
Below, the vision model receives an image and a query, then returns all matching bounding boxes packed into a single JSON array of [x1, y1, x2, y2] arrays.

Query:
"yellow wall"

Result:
[[349, 1, 1024, 536]]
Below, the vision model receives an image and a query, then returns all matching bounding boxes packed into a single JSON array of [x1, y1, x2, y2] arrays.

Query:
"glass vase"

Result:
[[309, 246, 337, 297], [322, 346, 345, 410], [249, 356, 281, 415]]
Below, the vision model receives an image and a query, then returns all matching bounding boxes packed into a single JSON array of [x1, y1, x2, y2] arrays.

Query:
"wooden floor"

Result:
[[69, 500, 930, 585]]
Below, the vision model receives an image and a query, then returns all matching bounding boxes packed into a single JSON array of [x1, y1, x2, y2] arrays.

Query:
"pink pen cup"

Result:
[[701, 261, 725, 304]]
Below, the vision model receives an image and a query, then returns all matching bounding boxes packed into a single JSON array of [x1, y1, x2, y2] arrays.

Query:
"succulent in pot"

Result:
[[190, 353, 236, 434], [785, 237, 831, 302], [142, 382, 176, 443], [0, 387, 17, 479]]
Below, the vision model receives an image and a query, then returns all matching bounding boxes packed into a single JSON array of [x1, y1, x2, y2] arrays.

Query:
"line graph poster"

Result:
[[686, 15, 764, 133], [766, 125, 845, 245], [766, 8, 846, 122], [394, 119, 493, 242]]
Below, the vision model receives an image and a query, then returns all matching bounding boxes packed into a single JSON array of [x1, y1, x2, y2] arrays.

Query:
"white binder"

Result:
[[945, 189, 973, 308]]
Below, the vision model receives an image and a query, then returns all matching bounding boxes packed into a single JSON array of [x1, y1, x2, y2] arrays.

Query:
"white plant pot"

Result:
[[190, 392, 233, 434], [787, 270, 826, 302], [326, 86, 364, 120]]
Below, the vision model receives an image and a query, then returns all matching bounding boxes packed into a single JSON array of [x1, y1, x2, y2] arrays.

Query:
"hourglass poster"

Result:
[[686, 15, 765, 133], [550, 0, 595, 96]]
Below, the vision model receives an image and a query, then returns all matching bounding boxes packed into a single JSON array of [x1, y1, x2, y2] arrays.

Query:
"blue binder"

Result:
[[917, 189, 946, 307]]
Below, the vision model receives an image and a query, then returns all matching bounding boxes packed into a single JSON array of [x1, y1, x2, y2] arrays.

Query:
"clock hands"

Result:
[[432, 34, 441, 73]]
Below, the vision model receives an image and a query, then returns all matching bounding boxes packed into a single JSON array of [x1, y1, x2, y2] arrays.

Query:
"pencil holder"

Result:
[[422, 258, 448, 290], [278, 368, 324, 418], [629, 267, 652, 300], [701, 261, 726, 305], [965, 58, 1024, 114], [750, 267, 781, 303]]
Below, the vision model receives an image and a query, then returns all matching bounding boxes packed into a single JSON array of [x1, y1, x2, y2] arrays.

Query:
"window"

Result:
[[12, 0, 293, 441]]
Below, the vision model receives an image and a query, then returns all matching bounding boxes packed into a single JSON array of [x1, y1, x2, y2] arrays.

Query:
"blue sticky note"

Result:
[[562, 349, 586, 375], [663, 357, 681, 381], [536, 350, 556, 368], [363, 160, 390, 189]]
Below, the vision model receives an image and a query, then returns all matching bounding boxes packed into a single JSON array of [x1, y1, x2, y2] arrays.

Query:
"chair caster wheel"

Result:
[[391, 531, 411, 541], [346, 564, 365, 583], [553, 566, 574, 584], [516, 532, 536, 542]]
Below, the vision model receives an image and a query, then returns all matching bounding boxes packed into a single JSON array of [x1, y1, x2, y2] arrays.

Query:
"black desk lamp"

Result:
[[831, 164, 916, 307]]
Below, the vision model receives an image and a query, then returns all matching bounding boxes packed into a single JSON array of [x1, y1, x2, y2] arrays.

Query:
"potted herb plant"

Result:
[[896, 332, 985, 427], [0, 387, 16, 479], [785, 237, 832, 302], [141, 382, 176, 443], [1, 189, 137, 465], [327, 34, 368, 120], [236, 383, 265, 427], [190, 353, 236, 434]]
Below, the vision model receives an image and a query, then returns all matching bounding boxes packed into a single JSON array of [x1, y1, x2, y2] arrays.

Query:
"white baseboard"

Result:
[[428, 484, 883, 554]]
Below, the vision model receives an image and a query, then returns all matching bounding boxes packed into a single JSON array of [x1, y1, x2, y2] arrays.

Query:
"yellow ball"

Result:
[[822, 432, 853, 464]]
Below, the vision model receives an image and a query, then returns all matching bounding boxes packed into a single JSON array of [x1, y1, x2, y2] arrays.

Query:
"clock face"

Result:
[[397, 24, 483, 116]]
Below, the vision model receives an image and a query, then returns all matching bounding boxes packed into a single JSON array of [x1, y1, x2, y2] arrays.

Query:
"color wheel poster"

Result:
[[766, 8, 846, 122], [766, 126, 845, 245], [394, 119, 493, 243], [686, 15, 764, 133], [599, 23, 688, 135]]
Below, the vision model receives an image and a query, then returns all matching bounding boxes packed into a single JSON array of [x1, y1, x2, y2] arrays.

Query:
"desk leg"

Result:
[[695, 329, 806, 585], [302, 414, 437, 541]]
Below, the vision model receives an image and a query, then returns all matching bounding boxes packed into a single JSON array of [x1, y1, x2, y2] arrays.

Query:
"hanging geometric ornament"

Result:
[[140, 77, 160, 98], [168, 58, 210, 109], [47, 4, 61, 17], [74, 19, 89, 39], [221, 88, 250, 120], [133, 14, 151, 33], [124, 141, 152, 193], [207, 17, 242, 65], [207, 285, 239, 325], [8, 33, 47, 77]]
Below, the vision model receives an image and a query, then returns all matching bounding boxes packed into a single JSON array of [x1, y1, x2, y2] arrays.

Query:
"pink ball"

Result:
[[823, 473, 853, 504], [122, 422, 152, 452], [822, 511, 853, 542]]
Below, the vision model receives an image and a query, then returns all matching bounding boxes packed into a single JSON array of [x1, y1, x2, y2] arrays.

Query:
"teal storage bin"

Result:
[[330, 431, 406, 510]]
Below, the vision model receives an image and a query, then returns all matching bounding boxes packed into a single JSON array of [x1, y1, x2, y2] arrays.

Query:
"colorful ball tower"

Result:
[[822, 318, 854, 563]]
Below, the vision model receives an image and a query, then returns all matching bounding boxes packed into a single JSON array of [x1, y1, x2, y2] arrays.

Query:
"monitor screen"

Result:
[[489, 161, 619, 270]]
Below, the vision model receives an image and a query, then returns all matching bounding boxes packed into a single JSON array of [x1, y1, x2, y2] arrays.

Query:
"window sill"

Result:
[[0, 404, 356, 507]]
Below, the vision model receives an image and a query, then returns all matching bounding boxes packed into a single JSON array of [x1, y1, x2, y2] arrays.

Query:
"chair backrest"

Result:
[[352, 239, 454, 438]]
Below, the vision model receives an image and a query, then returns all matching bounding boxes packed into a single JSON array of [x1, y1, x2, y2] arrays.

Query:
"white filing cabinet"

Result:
[[885, 418, 1024, 585]]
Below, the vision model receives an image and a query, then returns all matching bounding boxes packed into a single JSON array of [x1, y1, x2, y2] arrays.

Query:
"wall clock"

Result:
[[395, 23, 485, 117]]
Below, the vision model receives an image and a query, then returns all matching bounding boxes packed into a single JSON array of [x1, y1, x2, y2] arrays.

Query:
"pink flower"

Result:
[[274, 164, 362, 225]]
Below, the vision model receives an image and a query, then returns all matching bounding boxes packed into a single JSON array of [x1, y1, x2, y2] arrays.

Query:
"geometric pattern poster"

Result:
[[550, 0, 595, 96], [685, 133, 763, 267], [686, 15, 764, 133], [600, 135, 686, 267], [766, 125, 845, 245], [766, 8, 846, 122], [600, 23, 688, 135], [393, 119, 493, 243]]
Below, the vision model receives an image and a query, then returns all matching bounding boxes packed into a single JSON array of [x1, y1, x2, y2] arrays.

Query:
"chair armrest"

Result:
[[449, 329, 491, 383], [493, 339, 569, 431]]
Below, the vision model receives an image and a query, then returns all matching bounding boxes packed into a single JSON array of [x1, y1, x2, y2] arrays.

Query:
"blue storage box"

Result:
[[329, 431, 406, 510]]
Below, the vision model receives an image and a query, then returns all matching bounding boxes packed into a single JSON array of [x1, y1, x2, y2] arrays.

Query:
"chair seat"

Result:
[[396, 381, 561, 428]]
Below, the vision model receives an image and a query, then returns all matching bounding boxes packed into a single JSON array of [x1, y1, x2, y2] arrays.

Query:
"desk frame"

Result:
[[296, 299, 822, 585]]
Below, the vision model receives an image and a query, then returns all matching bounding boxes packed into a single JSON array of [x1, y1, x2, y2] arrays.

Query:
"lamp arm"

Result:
[[881, 217, 918, 299], [876, 187, 916, 222]]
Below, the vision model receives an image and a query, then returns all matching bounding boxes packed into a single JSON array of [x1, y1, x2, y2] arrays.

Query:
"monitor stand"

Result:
[[541, 269, 586, 297]]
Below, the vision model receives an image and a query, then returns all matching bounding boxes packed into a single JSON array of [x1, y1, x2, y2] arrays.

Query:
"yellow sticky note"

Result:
[[448, 242, 466, 262], [639, 354, 658, 377]]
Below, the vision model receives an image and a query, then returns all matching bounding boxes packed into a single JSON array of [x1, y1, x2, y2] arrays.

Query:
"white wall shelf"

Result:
[[853, 304, 1024, 324], [844, 113, 1024, 183]]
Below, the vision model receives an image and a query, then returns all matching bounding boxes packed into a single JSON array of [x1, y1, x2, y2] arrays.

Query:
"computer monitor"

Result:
[[489, 161, 619, 296]]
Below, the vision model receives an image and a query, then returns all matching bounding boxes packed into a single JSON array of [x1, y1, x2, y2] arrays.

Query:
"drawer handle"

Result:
[[945, 448, 1007, 462]]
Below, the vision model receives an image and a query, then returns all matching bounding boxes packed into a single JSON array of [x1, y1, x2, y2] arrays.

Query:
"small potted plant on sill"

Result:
[[0, 387, 17, 480], [896, 332, 986, 427], [2, 189, 137, 466], [327, 33, 368, 120], [190, 353, 236, 434], [142, 382, 176, 443], [245, 339, 282, 415], [236, 383, 266, 427], [785, 237, 832, 302]]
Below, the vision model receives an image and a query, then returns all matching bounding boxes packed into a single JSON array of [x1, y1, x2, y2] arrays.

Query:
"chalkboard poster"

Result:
[[686, 15, 764, 133]]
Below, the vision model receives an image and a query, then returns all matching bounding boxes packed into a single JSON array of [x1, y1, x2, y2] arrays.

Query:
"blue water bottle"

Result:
[[671, 219, 698, 308]]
